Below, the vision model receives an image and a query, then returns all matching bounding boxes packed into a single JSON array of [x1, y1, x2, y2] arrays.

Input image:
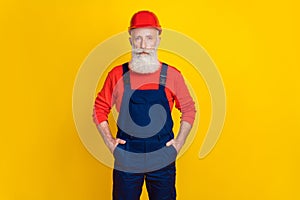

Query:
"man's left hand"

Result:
[[166, 139, 184, 154]]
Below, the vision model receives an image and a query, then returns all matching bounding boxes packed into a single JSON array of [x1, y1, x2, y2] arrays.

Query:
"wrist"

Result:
[[175, 136, 186, 144]]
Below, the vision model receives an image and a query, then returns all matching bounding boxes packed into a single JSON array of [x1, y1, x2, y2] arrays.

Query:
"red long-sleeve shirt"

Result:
[[93, 63, 196, 125]]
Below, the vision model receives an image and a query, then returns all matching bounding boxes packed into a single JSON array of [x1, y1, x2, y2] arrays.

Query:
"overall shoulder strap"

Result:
[[122, 63, 130, 86], [159, 63, 168, 87]]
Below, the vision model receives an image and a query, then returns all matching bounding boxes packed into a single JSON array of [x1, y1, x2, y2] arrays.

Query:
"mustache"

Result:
[[132, 48, 156, 55]]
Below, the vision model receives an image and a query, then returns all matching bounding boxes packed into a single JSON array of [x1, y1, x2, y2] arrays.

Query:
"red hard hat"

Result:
[[129, 10, 162, 34]]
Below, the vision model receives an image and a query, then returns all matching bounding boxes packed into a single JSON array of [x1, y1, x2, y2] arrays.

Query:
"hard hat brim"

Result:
[[128, 25, 162, 34]]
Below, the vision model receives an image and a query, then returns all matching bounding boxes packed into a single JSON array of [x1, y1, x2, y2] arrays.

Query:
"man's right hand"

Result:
[[96, 121, 126, 154], [107, 138, 126, 154]]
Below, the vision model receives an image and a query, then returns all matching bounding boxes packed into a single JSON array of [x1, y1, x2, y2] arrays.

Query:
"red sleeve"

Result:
[[93, 66, 123, 124], [93, 74, 113, 124], [168, 67, 196, 125]]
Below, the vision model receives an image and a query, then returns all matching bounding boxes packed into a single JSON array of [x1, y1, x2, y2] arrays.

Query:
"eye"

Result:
[[134, 36, 142, 42], [146, 36, 153, 40]]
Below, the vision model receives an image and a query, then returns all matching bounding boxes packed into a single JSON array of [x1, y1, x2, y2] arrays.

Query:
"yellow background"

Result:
[[1, 0, 299, 199]]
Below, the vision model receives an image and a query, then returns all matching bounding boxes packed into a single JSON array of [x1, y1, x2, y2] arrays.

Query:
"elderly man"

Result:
[[93, 10, 196, 200]]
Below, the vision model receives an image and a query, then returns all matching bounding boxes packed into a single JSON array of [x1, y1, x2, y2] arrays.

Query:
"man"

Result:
[[93, 10, 196, 200]]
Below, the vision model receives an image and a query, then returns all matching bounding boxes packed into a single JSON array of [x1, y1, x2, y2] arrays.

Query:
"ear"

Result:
[[156, 36, 161, 46], [129, 37, 133, 46]]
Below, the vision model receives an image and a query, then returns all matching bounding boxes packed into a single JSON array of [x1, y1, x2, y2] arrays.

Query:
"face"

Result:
[[129, 28, 160, 51], [129, 28, 161, 74]]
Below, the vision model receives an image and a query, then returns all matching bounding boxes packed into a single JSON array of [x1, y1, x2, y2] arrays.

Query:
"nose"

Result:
[[140, 38, 146, 49]]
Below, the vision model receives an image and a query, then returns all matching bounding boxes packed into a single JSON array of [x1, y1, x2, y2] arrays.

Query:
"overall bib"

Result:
[[113, 63, 177, 200]]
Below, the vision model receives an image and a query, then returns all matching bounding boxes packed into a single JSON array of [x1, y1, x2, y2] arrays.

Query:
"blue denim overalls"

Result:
[[113, 63, 177, 200]]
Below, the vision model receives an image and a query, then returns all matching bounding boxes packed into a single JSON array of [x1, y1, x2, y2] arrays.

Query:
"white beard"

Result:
[[129, 48, 160, 74]]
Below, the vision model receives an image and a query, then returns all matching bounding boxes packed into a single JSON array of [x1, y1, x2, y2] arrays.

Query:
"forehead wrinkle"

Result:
[[131, 28, 159, 38]]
